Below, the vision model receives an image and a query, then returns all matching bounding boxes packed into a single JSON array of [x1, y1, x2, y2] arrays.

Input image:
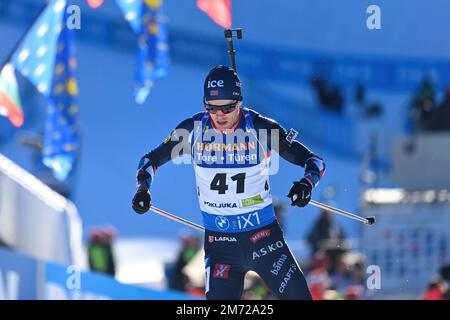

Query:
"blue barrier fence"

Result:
[[0, 248, 197, 300], [0, 248, 37, 299]]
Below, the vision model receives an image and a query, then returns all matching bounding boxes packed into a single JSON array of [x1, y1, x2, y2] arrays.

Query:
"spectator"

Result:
[[350, 261, 366, 287], [330, 255, 352, 292], [422, 276, 449, 300], [440, 264, 450, 281], [307, 209, 346, 259], [87, 226, 117, 276], [310, 75, 344, 113], [344, 285, 364, 300], [178, 247, 206, 298], [408, 79, 438, 132], [354, 84, 383, 119], [433, 86, 450, 131], [307, 263, 332, 300], [441, 264, 450, 300], [168, 234, 201, 292], [346, 257, 376, 300], [185, 283, 206, 299], [355, 84, 366, 106]]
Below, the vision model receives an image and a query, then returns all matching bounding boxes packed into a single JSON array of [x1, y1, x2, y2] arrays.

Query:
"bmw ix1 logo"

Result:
[[215, 216, 230, 231]]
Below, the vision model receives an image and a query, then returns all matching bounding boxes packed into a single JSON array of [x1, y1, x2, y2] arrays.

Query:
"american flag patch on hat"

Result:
[[210, 89, 219, 96]]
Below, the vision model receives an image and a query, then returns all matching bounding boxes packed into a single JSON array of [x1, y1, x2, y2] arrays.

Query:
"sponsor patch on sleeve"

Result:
[[212, 264, 231, 279], [285, 128, 298, 144]]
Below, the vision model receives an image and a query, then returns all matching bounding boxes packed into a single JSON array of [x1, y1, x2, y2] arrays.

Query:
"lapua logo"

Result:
[[208, 236, 237, 243]]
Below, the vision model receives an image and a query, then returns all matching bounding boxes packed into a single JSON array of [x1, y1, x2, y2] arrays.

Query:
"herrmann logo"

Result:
[[208, 236, 237, 243], [252, 241, 284, 260], [169, 124, 282, 175], [215, 216, 230, 231]]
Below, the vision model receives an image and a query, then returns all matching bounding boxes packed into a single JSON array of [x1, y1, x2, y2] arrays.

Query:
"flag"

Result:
[[86, 0, 104, 9], [12, 0, 67, 97], [116, 0, 169, 104], [11, 0, 79, 181], [0, 63, 24, 127], [42, 4, 79, 181], [197, 0, 232, 29]]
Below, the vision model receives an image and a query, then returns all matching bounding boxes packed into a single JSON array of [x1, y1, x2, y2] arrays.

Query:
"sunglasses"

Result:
[[204, 100, 239, 114]]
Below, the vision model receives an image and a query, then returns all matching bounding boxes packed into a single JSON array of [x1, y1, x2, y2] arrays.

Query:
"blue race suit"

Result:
[[136, 107, 325, 299]]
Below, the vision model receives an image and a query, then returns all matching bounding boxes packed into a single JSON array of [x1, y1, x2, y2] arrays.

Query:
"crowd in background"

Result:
[[407, 79, 450, 132], [310, 73, 450, 133], [310, 74, 383, 120]]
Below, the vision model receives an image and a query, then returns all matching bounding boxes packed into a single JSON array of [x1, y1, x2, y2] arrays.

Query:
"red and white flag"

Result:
[[197, 0, 232, 28]]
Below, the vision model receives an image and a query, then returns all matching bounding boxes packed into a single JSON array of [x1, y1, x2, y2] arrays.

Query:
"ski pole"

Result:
[[309, 199, 376, 225], [149, 206, 205, 232], [149, 198, 375, 233]]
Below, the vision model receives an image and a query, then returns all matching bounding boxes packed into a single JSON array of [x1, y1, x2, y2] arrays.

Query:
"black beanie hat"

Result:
[[203, 65, 242, 102]]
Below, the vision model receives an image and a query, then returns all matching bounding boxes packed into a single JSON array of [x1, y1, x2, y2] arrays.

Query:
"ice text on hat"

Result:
[[207, 80, 224, 88]]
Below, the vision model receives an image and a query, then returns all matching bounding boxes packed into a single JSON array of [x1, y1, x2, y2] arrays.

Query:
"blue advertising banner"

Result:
[[1, 248, 198, 300], [44, 262, 197, 300], [0, 248, 38, 300]]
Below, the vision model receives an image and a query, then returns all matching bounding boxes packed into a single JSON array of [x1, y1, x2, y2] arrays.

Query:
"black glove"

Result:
[[132, 190, 151, 214], [287, 179, 312, 207]]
